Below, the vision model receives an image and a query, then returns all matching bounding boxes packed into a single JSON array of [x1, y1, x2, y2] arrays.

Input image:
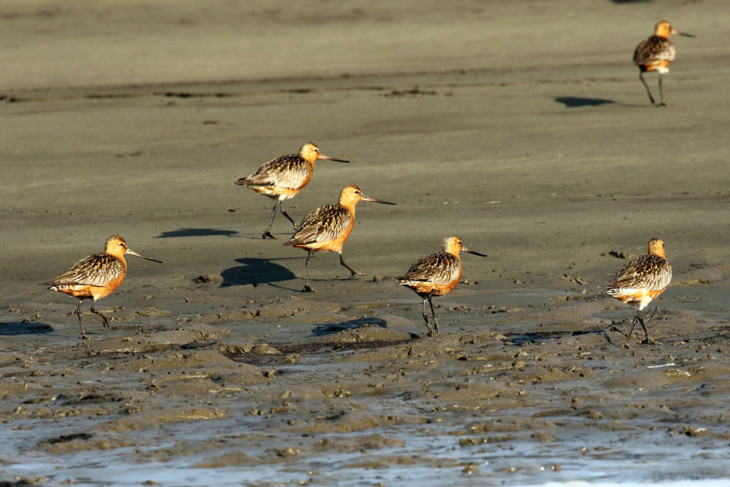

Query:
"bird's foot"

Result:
[[96, 314, 110, 328], [302, 284, 315, 293], [426, 320, 439, 337], [641, 337, 659, 345], [262, 230, 277, 239]]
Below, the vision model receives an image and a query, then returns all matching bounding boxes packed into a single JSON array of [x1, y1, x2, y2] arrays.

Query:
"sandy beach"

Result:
[[2, 1, 730, 485]]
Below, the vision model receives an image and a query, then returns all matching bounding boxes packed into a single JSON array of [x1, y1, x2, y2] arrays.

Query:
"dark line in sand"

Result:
[[223, 337, 415, 367]]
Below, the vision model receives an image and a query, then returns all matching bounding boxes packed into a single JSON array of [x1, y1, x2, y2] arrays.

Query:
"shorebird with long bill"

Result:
[[605, 238, 672, 345], [235, 142, 349, 238], [398, 236, 486, 336], [46, 235, 162, 337], [633, 21, 694, 106], [284, 185, 396, 292]]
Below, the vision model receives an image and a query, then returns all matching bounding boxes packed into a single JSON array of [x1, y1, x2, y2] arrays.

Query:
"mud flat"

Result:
[[2, 0, 730, 485]]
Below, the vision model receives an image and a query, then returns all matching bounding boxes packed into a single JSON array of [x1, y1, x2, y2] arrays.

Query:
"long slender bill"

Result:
[[319, 153, 350, 163], [462, 246, 488, 257], [361, 194, 397, 205], [126, 248, 163, 263]]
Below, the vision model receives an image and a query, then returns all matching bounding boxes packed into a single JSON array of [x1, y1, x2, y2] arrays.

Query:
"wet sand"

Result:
[[2, 1, 730, 485]]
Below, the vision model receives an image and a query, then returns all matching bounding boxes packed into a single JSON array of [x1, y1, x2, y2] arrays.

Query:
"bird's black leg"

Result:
[[657, 73, 666, 106], [263, 201, 281, 239], [75, 299, 86, 338], [639, 71, 656, 105], [338, 254, 362, 277], [303, 251, 315, 292], [622, 312, 641, 347], [623, 309, 656, 346], [427, 293, 439, 336], [421, 298, 429, 323], [90, 300, 110, 328], [420, 298, 430, 326], [278, 205, 297, 229], [636, 310, 657, 344]]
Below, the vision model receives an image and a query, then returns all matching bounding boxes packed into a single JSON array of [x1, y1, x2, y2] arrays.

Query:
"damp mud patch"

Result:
[[222, 336, 415, 367]]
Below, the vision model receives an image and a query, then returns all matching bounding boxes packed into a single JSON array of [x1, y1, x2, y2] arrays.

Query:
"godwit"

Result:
[[634, 21, 694, 106], [46, 235, 162, 337], [605, 238, 672, 345], [397, 236, 486, 336], [284, 185, 396, 292], [235, 142, 349, 239]]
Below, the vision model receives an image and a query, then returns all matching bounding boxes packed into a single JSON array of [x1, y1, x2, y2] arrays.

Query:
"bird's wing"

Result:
[[398, 252, 461, 286], [238, 155, 309, 189], [634, 37, 675, 64], [609, 254, 672, 291], [47, 253, 124, 287], [288, 205, 351, 246]]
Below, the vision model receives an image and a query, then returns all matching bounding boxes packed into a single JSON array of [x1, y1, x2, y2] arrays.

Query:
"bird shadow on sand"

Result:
[[0, 321, 54, 335], [501, 328, 608, 346], [310, 317, 389, 337], [554, 96, 616, 108], [154, 228, 238, 238], [220, 257, 297, 289]]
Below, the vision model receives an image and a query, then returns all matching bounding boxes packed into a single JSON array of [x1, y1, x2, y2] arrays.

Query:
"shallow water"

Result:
[[3, 289, 730, 486], [3, 390, 730, 486]]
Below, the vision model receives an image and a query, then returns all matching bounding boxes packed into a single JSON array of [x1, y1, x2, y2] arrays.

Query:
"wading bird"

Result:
[[235, 142, 349, 238], [284, 185, 395, 292], [634, 21, 694, 106], [46, 235, 162, 337], [398, 236, 486, 336], [605, 238, 672, 345]]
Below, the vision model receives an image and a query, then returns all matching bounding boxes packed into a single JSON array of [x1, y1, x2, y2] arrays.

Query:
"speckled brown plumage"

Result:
[[398, 236, 487, 336], [398, 252, 463, 297], [286, 204, 352, 250], [235, 142, 349, 238], [606, 238, 672, 345], [46, 235, 162, 337], [634, 36, 675, 72], [237, 153, 314, 195], [284, 185, 396, 292]]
